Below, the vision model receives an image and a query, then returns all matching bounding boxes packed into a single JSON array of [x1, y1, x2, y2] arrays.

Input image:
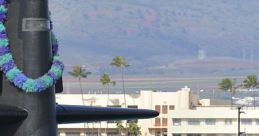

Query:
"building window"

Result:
[[162, 105, 168, 114], [173, 134, 181, 136], [241, 119, 252, 125], [172, 119, 181, 126], [169, 105, 175, 110], [162, 118, 168, 126], [225, 119, 232, 125], [188, 119, 200, 125], [107, 132, 119, 136], [65, 132, 80, 136], [85, 132, 98, 136], [256, 119, 259, 125], [205, 119, 216, 125], [162, 130, 167, 136], [107, 105, 121, 108], [128, 105, 138, 108], [155, 105, 161, 113], [155, 118, 161, 126], [155, 131, 161, 136], [187, 134, 201, 136]]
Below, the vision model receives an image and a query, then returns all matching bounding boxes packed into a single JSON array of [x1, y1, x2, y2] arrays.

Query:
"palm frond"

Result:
[[68, 65, 91, 78], [110, 56, 130, 68], [243, 74, 259, 89]]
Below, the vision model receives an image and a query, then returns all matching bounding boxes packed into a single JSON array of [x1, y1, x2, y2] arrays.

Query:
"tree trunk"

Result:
[[106, 85, 110, 136], [121, 68, 128, 136], [79, 78, 84, 104], [230, 92, 233, 109], [121, 68, 126, 107], [106, 122, 109, 136], [92, 123, 94, 136], [253, 90, 256, 109], [79, 78, 86, 136], [107, 85, 110, 106], [99, 122, 101, 136]]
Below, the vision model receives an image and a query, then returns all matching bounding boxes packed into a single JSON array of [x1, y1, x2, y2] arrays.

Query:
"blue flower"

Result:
[[13, 73, 27, 88]]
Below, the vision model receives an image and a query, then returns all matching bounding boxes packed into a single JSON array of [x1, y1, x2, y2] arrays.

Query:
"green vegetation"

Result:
[[128, 120, 141, 136], [243, 74, 259, 109], [116, 121, 125, 136], [68, 65, 91, 95], [218, 78, 237, 108], [115, 120, 141, 136], [219, 74, 259, 109]]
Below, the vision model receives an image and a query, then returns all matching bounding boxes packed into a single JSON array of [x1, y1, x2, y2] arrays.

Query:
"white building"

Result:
[[169, 102, 259, 136], [56, 87, 196, 136], [56, 87, 259, 136]]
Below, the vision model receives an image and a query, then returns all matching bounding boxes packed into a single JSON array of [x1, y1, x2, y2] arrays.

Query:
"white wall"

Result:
[[56, 87, 196, 136], [169, 107, 259, 135]]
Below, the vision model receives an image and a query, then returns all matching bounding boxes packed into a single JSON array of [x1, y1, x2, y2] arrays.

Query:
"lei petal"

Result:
[[0, 53, 12, 65], [6, 67, 21, 81], [13, 73, 27, 88], [41, 75, 54, 88], [0, 23, 5, 32]]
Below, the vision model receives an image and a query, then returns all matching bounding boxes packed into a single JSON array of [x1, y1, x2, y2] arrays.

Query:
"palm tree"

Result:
[[218, 78, 237, 108], [68, 65, 91, 95], [69, 65, 91, 136], [110, 56, 129, 107], [110, 56, 130, 136], [100, 73, 116, 135], [100, 73, 116, 105], [243, 74, 259, 109]]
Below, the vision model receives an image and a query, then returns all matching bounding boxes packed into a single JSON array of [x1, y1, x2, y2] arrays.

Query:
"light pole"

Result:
[[238, 106, 245, 136]]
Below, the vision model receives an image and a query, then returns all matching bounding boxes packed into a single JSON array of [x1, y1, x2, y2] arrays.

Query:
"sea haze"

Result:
[[49, 0, 259, 75]]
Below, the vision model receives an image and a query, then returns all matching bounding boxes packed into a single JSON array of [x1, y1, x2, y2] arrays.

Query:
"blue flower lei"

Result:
[[0, 0, 64, 93]]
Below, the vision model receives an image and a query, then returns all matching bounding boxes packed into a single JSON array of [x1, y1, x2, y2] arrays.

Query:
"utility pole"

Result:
[[238, 107, 245, 136]]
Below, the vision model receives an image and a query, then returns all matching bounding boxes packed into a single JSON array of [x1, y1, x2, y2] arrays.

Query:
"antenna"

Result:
[[242, 48, 246, 61], [198, 49, 206, 60], [250, 48, 254, 62]]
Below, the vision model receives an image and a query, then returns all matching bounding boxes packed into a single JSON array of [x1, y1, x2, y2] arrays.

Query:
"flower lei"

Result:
[[0, 0, 64, 93]]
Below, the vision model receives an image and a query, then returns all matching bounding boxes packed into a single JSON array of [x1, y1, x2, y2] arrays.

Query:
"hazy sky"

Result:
[[49, 0, 259, 75]]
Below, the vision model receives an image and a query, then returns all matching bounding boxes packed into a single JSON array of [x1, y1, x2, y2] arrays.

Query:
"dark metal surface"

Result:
[[55, 77, 63, 93], [57, 105, 159, 124], [238, 107, 245, 136], [240, 107, 241, 136], [0, 105, 28, 124], [0, 0, 57, 136]]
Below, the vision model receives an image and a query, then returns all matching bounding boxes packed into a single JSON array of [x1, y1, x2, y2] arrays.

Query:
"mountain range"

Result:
[[49, 0, 259, 75]]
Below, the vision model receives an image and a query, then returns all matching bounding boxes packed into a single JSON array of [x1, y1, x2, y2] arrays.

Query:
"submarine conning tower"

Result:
[[0, 0, 57, 135]]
